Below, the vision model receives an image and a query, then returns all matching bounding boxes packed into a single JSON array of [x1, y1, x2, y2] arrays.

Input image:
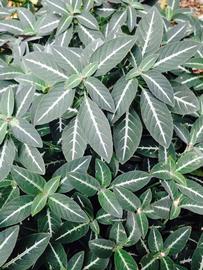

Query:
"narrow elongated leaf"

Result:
[[34, 85, 75, 125], [48, 193, 89, 223], [95, 159, 112, 188], [0, 87, 14, 116], [135, 7, 163, 56], [98, 189, 123, 218], [164, 226, 191, 255], [78, 96, 113, 162], [0, 139, 15, 181], [0, 120, 7, 145], [111, 77, 138, 122], [31, 193, 47, 216], [11, 165, 45, 195], [89, 238, 115, 258], [192, 233, 203, 270], [140, 89, 173, 147], [113, 109, 142, 164], [114, 249, 138, 270], [154, 41, 199, 72], [126, 212, 142, 246], [112, 170, 151, 192], [10, 118, 42, 147], [189, 115, 203, 145], [77, 12, 99, 30], [0, 195, 33, 228], [176, 148, 203, 174], [46, 243, 67, 270], [15, 84, 35, 117], [142, 71, 174, 106], [110, 222, 127, 245], [148, 227, 163, 253], [0, 225, 19, 267], [2, 233, 50, 270], [180, 196, 203, 215], [62, 116, 87, 162], [68, 251, 84, 270], [177, 179, 203, 203], [84, 77, 115, 112], [24, 52, 67, 84], [91, 36, 135, 76]]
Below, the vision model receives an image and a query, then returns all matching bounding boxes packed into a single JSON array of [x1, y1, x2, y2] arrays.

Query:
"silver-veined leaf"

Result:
[[67, 251, 84, 270], [15, 84, 35, 117], [0, 139, 15, 181], [89, 238, 115, 258], [0, 87, 14, 116], [189, 115, 203, 145], [177, 179, 203, 204]]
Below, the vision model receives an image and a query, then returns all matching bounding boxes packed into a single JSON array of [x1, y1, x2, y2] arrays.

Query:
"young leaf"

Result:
[[0, 139, 15, 181], [0, 87, 14, 116], [31, 193, 47, 216], [67, 251, 84, 270], [114, 249, 138, 270], [148, 227, 163, 253], [89, 238, 115, 258], [95, 159, 112, 188]]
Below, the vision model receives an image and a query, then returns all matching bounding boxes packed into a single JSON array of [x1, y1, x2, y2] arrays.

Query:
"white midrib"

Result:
[[166, 229, 190, 251], [46, 0, 68, 14], [49, 243, 65, 269], [83, 258, 100, 270], [177, 155, 203, 172], [122, 112, 129, 161], [115, 176, 149, 188], [69, 174, 98, 191], [117, 250, 131, 270], [85, 97, 108, 157], [24, 144, 43, 172], [143, 90, 167, 144], [56, 223, 87, 241], [154, 45, 198, 67], [16, 85, 33, 117], [77, 14, 97, 28], [91, 242, 112, 250], [0, 141, 7, 168], [7, 89, 11, 116], [14, 123, 40, 145], [71, 117, 79, 160], [167, 25, 185, 43], [178, 184, 203, 199], [0, 229, 17, 250], [101, 191, 120, 215], [98, 39, 133, 69], [115, 187, 136, 210], [142, 11, 155, 56], [71, 254, 83, 270], [153, 229, 159, 251], [0, 22, 23, 32], [79, 24, 95, 41], [174, 94, 196, 108], [111, 11, 126, 32], [18, 9, 34, 30]]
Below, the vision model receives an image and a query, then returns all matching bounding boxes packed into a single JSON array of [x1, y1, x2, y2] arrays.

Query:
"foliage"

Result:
[[0, 0, 203, 269]]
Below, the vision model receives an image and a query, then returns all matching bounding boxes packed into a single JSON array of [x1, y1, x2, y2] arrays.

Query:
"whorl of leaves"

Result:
[[0, 0, 203, 269]]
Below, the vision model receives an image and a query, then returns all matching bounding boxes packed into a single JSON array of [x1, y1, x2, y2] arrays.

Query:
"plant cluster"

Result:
[[0, 0, 203, 269]]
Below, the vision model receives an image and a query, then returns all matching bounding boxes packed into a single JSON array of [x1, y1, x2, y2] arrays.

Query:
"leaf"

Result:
[[98, 189, 123, 218], [189, 115, 203, 145], [68, 251, 84, 270], [0, 139, 15, 181], [142, 71, 174, 106], [0, 226, 19, 267], [111, 77, 138, 122], [110, 222, 127, 245], [180, 196, 203, 215], [164, 226, 191, 255], [135, 7, 163, 56], [136, 212, 148, 237], [34, 84, 75, 125], [0, 120, 7, 145], [77, 11, 99, 30], [0, 195, 33, 228], [46, 243, 67, 270], [160, 257, 175, 270], [177, 179, 203, 204], [114, 249, 138, 270], [10, 118, 42, 148], [48, 193, 89, 223], [0, 87, 14, 116], [112, 170, 151, 192], [44, 176, 60, 196], [78, 96, 113, 162], [2, 233, 50, 270], [176, 148, 203, 174], [113, 109, 142, 164], [192, 233, 203, 270], [18, 144, 45, 175], [148, 227, 163, 253], [154, 41, 199, 72], [125, 212, 142, 246], [62, 116, 87, 162], [140, 254, 159, 270], [31, 193, 47, 216], [24, 52, 67, 84], [91, 36, 135, 76], [173, 85, 199, 115], [15, 84, 35, 117], [56, 221, 89, 243], [84, 77, 115, 112], [140, 89, 173, 147], [11, 166, 45, 195], [95, 159, 112, 188], [68, 172, 100, 196], [114, 187, 141, 212], [89, 238, 115, 258]]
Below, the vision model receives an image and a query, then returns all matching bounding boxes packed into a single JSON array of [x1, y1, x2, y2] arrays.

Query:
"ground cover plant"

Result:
[[0, 0, 203, 269]]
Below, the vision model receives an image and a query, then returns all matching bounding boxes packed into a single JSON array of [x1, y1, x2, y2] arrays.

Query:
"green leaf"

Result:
[[84, 77, 115, 112], [11, 165, 46, 195], [91, 36, 135, 76], [140, 253, 159, 270], [154, 41, 199, 72], [148, 227, 163, 253], [34, 84, 75, 125], [136, 212, 148, 237], [77, 11, 99, 30], [114, 249, 138, 270], [113, 109, 142, 164], [176, 148, 203, 174], [68, 172, 100, 196], [18, 144, 45, 175], [62, 116, 87, 162], [78, 96, 113, 162], [111, 77, 138, 122], [110, 222, 127, 245], [0, 139, 15, 181], [46, 243, 67, 270], [44, 176, 60, 196], [0, 120, 7, 145], [55, 221, 89, 243], [112, 170, 151, 192], [114, 187, 141, 212], [164, 226, 191, 255], [189, 115, 203, 145], [24, 52, 68, 84], [160, 257, 175, 270], [0, 225, 19, 267], [126, 212, 142, 246], [184, 58, 203, 70], [95, 159, 112, 188], [0, 87, 14, 116], [10, 118, 42, 147], [140, 89, 173, 148], [177, 179, 203, 204], [135, 7, 163, 57], [48, 193, 89, 223], [2, 233, 50, 270], [31, 193, 47, 216], [192, 233, 203, 270], [180, 196, 203, 215], [0, 195, 33, 228], [68, 251, 84, 270], [89, 238, 115, 258], [98, 189, 123, 218], [142, 71, 174, 106]]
